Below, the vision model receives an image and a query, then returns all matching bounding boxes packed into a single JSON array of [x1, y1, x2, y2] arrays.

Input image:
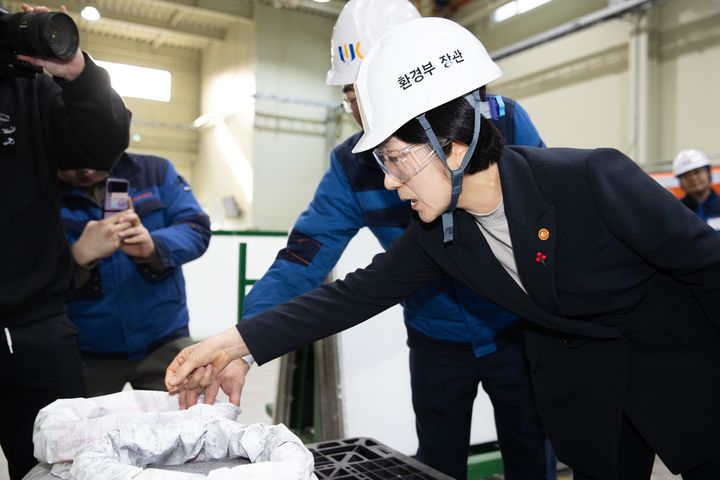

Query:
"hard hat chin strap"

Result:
[[416, 89, 484, 243]]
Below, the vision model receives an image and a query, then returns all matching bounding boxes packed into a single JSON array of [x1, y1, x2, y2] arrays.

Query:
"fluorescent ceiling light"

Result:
[[493, 2, 518, 23], [80, 6, 101, 21], [518, 0, 552, 14], [492, 0, 552, 23], [312, 0, 331, 3]]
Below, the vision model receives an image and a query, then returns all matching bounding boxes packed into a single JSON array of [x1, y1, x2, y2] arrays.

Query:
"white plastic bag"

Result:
[[32, 391, 315, 480]]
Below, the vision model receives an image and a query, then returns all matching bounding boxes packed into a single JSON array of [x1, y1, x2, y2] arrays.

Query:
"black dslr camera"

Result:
[[0, 7, 79, 77]]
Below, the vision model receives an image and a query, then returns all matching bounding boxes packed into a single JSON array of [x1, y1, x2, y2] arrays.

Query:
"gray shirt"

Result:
[[469, 200, 527, 293]]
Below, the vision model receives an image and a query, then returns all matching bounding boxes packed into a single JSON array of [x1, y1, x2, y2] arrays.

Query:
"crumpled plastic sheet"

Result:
[[32, 391, 315, 480]]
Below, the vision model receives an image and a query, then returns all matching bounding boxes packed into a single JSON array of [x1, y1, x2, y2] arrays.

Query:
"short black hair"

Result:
[[392, 87, 505, 175]]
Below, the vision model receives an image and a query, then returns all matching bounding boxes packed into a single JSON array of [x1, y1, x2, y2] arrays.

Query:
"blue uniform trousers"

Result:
[[408, 327, 552, 480]]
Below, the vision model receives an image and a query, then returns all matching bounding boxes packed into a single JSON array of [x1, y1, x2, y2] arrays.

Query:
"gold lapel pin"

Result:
[[538, 228, 550, 241]]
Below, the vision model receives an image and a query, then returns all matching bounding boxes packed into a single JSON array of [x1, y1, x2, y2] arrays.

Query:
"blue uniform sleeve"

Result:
[[150, 160, 211, 268], [512, 101, 546, 148], [243, 152, 365, 319], [239, 223, 444, 364]]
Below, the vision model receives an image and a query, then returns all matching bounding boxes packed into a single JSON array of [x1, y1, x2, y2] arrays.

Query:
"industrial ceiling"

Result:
[[1, 0, 501, 51]]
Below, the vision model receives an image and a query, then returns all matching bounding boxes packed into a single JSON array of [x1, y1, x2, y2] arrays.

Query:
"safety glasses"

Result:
[[373, 143, 443, 183], [341, 97, 357, 114]]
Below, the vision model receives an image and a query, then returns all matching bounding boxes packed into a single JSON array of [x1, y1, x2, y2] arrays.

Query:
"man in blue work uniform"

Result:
[[673, 149, 720, 231], [58, 153, 211, 395], [191, 1, 553, 478]]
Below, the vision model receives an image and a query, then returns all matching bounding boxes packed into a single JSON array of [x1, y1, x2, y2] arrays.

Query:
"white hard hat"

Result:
[[352, 17, 502, 153], [326, 0, 421, 86], [673, 149, 710, 176]]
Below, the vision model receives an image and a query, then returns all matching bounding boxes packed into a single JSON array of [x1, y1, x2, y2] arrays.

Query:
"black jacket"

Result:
[[0, 53, 131, 326], [238, 146, 720, 479]]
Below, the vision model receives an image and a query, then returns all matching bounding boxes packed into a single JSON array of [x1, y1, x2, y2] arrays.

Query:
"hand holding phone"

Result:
[[71, 215, 134, 267], [103, 178, 130, 218]]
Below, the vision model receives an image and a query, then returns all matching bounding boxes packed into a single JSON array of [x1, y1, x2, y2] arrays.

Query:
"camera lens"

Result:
[[0, 11, 79, 60], [37, 13, 78, 59]]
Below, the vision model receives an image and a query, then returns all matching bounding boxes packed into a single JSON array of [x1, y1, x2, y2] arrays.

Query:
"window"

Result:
[[96, 60, 172, 102], [491, 0, 552, 23]]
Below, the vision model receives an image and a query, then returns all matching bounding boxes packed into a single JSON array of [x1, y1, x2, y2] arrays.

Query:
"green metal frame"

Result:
[[237, 242, 255, 320], [466, 443, 504, 479], [209, 229, 287, 322], [227, 231, 313, 440]]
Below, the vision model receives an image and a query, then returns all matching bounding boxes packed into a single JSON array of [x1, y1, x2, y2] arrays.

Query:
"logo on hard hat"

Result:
[[338, 42, 363, 63]]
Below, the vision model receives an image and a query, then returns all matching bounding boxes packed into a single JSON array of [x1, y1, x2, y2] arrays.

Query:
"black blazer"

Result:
[[240, 147, 720, 479]]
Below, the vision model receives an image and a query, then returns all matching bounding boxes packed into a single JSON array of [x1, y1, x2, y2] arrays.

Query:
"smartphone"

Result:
[[103, 178, 130, 219]]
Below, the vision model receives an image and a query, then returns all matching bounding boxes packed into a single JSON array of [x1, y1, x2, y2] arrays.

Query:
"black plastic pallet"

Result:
[[306, 437, 454, 480]]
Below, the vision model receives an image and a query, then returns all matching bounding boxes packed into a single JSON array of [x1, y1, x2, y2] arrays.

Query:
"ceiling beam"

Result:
[[81, 16, 214, 50], [2, 0, 252, 50], [255, 0, 345, 18], [125, 0, 253, 25]]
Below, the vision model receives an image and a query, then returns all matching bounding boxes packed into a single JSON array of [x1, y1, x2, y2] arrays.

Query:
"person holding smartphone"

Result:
[[0, 4, 131, 478], [57, 152, 211, 397]]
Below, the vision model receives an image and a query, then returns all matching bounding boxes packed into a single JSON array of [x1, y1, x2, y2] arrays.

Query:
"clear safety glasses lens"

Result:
[[342, 98, 356, 114], [373, 143, 438, 183]]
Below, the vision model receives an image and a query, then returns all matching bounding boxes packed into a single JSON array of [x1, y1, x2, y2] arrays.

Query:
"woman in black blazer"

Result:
[[167, 18, 720, 480]]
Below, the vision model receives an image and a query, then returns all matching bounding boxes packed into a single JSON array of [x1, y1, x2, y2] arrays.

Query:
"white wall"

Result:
[[193, 23, 256, 229], [491, 19, 632, 151], [655, 0, 720, 162], [251, 4, 338, 231]]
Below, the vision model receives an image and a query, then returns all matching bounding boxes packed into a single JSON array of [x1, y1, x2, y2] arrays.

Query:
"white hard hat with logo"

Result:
[[326, 0, 421, 86], [352, 17, 502, 153], [352, 17, 501, 242], [673, 149, 710, 176]]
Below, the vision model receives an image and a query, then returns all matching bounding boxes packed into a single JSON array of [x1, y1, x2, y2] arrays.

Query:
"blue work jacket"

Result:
[[59, 153, 211, 360], [681, 189, 720, 231], [244, 97, 545, 357]]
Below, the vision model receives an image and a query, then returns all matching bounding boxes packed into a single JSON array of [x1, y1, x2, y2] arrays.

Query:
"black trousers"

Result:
[[408, 328, 552, 480], [572, 416, 720, 480], [81, 336, 194, 396], [0, 314, 86, 480]]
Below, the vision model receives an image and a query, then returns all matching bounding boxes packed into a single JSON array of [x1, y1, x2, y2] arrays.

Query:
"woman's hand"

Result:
[[165, 327, 249, 395], [177, 358, 251, 409]]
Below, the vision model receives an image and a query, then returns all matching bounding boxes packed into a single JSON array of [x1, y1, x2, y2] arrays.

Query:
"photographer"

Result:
[[0, 4, 130, 479]]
